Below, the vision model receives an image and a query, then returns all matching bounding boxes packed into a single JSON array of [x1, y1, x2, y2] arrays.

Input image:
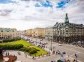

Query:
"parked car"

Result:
[[62, 52, 66, 54], [58, 44, 62, 46]]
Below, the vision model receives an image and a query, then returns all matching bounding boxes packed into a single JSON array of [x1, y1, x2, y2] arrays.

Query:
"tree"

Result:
[[57, 60, 63, 62]]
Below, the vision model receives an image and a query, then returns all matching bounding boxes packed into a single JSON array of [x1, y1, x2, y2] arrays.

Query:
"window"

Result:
[[66, 30, 68, 32], [1, 30, 3, 32], [58, 31, 59, 33], [12, 30, 14, 32], [7, 31, 9, 32]]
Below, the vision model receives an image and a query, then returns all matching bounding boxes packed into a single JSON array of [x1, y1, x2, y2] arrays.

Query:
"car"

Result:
[[58, 44, 62, 46], [62, 52, 66, 54]]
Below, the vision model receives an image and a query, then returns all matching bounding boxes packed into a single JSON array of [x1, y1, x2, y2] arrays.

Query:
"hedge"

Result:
[[2, 37, 21, 43], [20, 47, 39, 55], [0, 44, 23, 50], [57, 60, 64, 62]]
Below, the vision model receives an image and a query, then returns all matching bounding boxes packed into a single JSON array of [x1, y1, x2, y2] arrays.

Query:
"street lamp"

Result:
[[35, 33, 38, 46], [50, 28, 54, 52], [50, 36, 53, 51]]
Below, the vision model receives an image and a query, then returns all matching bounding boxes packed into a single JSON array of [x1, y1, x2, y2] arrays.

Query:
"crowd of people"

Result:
[[50, 50, 79, 62]]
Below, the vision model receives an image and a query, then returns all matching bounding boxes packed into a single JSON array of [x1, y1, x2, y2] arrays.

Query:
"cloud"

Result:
[[0, 9, 12, 16], [0, 0, 84, 30]]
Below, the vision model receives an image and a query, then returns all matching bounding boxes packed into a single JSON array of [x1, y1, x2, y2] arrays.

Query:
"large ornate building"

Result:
[[53, 13, 84, 43]]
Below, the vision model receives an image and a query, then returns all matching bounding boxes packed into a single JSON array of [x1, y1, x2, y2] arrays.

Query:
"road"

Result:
[[20, 36, 84, 62], [28, 37, 84, 62]]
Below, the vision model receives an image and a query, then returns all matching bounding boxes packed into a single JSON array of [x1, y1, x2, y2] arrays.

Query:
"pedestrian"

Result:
[[53, 50, 55, 54], [75, 53, 78, 62], [8, 52, 9, 56], [67, 59, 70, 62], [73, 59, 76, 62], [18, 51, 21, 55], [48, 52, 50, 56], [32, 56, 35, 60], [25, 53, 27, 58], [6, 52, 7, 56]]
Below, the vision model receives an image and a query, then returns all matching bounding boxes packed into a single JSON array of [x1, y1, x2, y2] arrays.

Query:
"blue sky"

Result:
[[0, 0, 14, 3], [0, 0, 69, 8], [35, 0, 70, 8], [35, 0, 52, 7], [0, 0, 84, 30], [57, 0, 68, 8]]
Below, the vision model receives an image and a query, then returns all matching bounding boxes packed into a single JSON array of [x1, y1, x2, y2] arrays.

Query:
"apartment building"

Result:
[[0, 28, 19, 40]]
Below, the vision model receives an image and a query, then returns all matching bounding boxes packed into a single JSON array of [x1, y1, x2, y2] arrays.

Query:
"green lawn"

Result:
[[0, 39, 47, 56]]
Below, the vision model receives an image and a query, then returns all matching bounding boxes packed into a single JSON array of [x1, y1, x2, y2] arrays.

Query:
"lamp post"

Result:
[[50, 36, 53, 52], [50, 28, 54, 52], [51, 37, 52, 51], [35, 33, 38, 46]]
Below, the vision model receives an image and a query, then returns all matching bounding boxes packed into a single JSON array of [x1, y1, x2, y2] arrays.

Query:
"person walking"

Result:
[[75, 53, 78, 62]]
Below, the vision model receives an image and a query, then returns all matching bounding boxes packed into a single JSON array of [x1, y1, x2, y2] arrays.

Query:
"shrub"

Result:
[[2, 37, 21, 43], [0, 44, 23, 50], [57, 60, 63, 62], [28, 47, 38, 54], [20, 47, 39, 55], [20, 47, 30, 52]]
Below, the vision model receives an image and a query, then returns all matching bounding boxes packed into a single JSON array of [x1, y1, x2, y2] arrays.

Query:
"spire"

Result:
[[65, 13, 69, 23]]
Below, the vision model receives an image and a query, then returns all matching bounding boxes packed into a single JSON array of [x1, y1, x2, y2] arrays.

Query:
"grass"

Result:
[[0, 39, 48, 56]]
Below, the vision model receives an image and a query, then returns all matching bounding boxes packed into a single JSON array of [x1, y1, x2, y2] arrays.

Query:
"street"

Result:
[[27, 37, 84, 62], [14, 35, 84, 62]]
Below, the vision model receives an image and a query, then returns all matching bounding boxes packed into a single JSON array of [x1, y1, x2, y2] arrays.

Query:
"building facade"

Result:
[[45, 27, 53, 41], [53, 13, 84, 43], [25, 28, 45, 38], [25, 29, 32, 37], [32, 28, 45, 38], [0, 28, 19, 40]]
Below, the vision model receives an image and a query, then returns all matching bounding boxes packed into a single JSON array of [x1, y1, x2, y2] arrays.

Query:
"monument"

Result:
[[0, 48, 3, 61]]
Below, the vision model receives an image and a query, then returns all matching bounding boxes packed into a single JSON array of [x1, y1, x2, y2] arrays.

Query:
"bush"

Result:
[[57, 60, 63, 62], [28, 47, 38, 54], [20, 47, 30, 52], [0, 44, 23, 50], [20, 47, 39, 55], [2, 37, 21, 43]]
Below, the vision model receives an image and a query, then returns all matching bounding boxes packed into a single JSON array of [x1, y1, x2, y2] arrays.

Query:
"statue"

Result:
[[0, 48, 3, 61]]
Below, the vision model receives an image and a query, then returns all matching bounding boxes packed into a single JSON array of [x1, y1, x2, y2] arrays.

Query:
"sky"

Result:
[[0, 0, 84, 30]]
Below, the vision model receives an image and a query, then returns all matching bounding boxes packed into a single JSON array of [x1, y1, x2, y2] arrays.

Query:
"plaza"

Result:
[[0, 0, 84, 62], [1, 36, 84, 62]]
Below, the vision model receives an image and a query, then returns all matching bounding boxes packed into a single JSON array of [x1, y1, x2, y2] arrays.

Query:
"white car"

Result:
[[58, 44, 62, 46]]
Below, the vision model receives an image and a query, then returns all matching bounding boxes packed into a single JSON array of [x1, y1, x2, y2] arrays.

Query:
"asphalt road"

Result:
[[20, 36, 84, 62], [28, 37, 84, 62]]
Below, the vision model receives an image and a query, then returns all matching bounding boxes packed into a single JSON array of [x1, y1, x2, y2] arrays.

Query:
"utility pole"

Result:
[[51, 36, 53, 51], [51, 29, 53, 51]]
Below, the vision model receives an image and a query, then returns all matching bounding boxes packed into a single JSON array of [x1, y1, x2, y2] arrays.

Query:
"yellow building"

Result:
[[24, 28, 45, 38], [25, 28, 45, 38], [25, 29, 32, 36], [0, 28, 19, 40], [32, 28, 45, 38]]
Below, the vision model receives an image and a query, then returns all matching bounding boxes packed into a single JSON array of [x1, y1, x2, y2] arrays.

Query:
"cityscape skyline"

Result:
[[0, 0, 84, 30]]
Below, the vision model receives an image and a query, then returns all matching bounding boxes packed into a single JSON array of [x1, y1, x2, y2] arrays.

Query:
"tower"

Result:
[[65, 13, 69, 23]]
